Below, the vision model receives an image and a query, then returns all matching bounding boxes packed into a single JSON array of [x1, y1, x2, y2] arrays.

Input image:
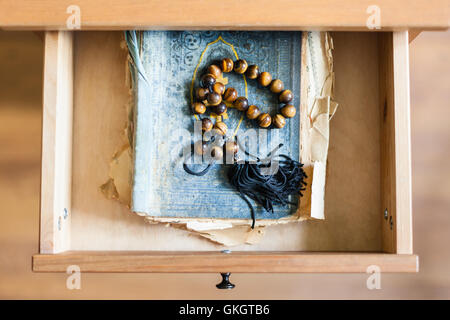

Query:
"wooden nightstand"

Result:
[[1, 0, 447, 280]]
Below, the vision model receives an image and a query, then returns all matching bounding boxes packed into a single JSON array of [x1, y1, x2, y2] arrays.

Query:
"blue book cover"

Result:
[[128, 31, 302, 220]]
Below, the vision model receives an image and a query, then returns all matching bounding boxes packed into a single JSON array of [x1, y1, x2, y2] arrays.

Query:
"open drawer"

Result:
[[33, 31, 416, 273]]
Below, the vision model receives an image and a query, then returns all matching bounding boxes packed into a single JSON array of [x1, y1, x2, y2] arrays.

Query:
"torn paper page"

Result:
[[101, 31, 337, 246]]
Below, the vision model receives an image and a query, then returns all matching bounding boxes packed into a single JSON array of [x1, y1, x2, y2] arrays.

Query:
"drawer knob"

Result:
[[216, 272, 235, 289]]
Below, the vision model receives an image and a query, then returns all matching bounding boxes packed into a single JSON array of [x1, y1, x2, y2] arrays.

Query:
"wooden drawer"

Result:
[[33, 30, 417, 273]]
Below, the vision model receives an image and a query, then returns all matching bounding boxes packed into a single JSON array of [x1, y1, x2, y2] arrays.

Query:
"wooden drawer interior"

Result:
[[33, 31, 416, 273]]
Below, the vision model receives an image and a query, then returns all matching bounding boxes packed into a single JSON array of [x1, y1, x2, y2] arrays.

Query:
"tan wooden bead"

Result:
[[233, 97, 249, 111], [220, 58, 234, 73], [201, 73, 216, 88], [269, 79, 284, 93], [258, 71, 272, 87], [207, 92, 222, 106], [273, 114, 286, 128], [246, 65, 260, 79], [210, 145, 223, 160], [246, 105, 261, 120], [207, 65, 222, 78], [212, 82, 225, 95], [194, 140, 208, 155], [223, 87, 238, 102], [192, 102, 206, 114], [224, 141, 239, 155], [233, 59, 248, 74], [201, 118, 213, 132], [213, 102, 227, 115], [213, 121, 228, 136], [258, 113, 272, 128], [195, 87, 209, 101], [279, 89, 293, 103], [281, 104, 296, 118]]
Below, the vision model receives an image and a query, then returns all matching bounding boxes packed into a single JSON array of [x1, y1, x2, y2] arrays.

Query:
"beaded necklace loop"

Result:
[[192, 58, 297, 135]]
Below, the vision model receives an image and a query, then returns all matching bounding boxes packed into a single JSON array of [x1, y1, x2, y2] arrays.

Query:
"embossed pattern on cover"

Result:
[[130, 31, 302, 219]]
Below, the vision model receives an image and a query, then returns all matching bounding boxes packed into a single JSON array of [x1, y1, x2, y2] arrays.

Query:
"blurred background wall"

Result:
[[0, 30, 448, 299]]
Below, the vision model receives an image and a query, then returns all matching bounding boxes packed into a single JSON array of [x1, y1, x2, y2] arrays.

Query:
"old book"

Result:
[[128, 31, 302, 220]]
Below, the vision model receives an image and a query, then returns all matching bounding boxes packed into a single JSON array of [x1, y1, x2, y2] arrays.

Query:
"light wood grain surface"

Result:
[[33, 252, 418, 273], [40, 31, 73, 254], [378, 32, 414, 254], [0, 30, 449, 299], [0, 0, 448, 31]]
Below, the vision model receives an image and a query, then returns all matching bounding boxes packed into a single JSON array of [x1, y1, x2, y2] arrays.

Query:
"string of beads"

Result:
[[192, 58, 297, 138]]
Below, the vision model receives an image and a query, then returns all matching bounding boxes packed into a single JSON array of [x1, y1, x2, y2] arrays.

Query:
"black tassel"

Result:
[[227, 153, 307, 229], [183, 142, 307, 229]]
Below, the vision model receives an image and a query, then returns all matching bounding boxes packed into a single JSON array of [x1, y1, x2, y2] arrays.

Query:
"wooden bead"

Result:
[[207, 65, 222, 78], [233, 59, 248, 74], [233, 97, 249, 111], [269, 79, 284, 93], [258, 71, 272, 87], [201, 118, 213, 132], [195, 87, 210, 101], [200, 73, 216, 88], [258, 113, 272, 128], [246, 65, 260, 79], [246, 105, 261, 120], [281, 104, 296, 118], [194, 140, 208, 155], [212, 82, 225, 95], [213, 121, 228, 136], [207, 92, 222, 106], [192, 102, 206, 114], [220, 58, 234, 73], [210, 145, 223, 160], [273, 114, 286, 128], [223, 87, 238, 102], [224, 141, 239, 155], [213, 102, 227, 115], [279, 89, 293, 103]]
